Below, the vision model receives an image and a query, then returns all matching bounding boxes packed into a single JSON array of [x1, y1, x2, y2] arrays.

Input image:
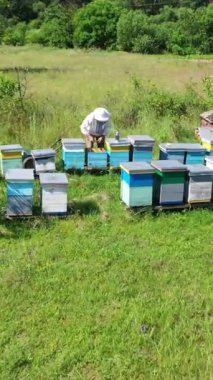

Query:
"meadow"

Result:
[[0, 46, 212, 379]]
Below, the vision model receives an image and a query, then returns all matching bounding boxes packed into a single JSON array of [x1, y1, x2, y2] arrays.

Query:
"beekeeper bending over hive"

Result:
[[80, 107, 111, 149]]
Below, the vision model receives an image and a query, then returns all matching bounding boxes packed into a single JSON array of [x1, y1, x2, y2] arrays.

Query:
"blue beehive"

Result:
[[62, 138, 85, 170], [159, 143, 206, 164], [120, 162, 155, 207], [106, 138, 130, 168], [87, 148, 108, 169], [5, 169, 34, 216], [0, 144, 23, 177], [128, 135, 155, 163], [151, 160, 187, 206]]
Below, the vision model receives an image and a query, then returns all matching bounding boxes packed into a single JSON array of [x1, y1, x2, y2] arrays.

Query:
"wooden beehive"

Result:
[[5, 169, 34, 216], [151, 160, 187, 206], [159, 143, 206, 165], [105, 138, 130, 168], [185, 164, 213, 203], [120, 162, 155, 207], [39, 172, 68, 215], [0, 144, 23, 177], [87, 148, 108, 169], [31, 149, 56, 174], [128, 135, 155, 163], [62, 138, 85, 170], [198, 127, 213, 154]]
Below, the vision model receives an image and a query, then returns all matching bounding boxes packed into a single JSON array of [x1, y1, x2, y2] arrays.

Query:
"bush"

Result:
[[25, 28, 45, 45], [0, 15, 7, 43], [3, 22, 27, 46], [73, 0, 121, 49], [39, 3, 73, 48]]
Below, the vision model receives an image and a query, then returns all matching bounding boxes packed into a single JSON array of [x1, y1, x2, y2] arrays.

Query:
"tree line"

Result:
[[0, 0, 212, 54]]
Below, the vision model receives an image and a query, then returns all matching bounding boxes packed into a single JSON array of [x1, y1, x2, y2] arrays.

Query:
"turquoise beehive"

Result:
[[128, 135, 155, 163], [62, 138, 85, 170], [120, 162, 155, 207], [5, 169, 34, 216]]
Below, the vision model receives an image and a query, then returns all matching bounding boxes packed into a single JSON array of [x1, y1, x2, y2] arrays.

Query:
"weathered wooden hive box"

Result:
[[39, 172, 68, 215], [128, 135, 155, 163], [185, 164, 213, 203], [87, 148, 108, 169], [120, 162, 155, 207], [5, 169, 34, 216], [31, 149, 56, 174], [151, 160, 187, 206], [159, 143, 206, 164], [105, 138, 130, 168], [198, 127, 213, 156], [0, 144, 23, 176], [206, 156, 213, 170], [62, 138, 85, 170]]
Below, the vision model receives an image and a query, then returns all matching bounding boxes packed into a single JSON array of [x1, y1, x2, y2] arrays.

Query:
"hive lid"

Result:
[[121, 161, 155, 174], [5, 169, 34, 181], [39, 172, 68, 185], [151, 160, 187, 172], [61, 138, 85, 145], [160, 143, 205, 152], [0, 144, 23, 152], [106, 138, 130, 146], [31, 149, 56, 158], [187, 164, 213, 175], [128, 135, 155, 145]]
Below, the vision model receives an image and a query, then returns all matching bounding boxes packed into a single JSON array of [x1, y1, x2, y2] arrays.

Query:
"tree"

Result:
[[73, 0, 121, 49]]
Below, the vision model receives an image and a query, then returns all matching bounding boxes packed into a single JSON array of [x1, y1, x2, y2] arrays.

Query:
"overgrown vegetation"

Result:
[[0, 0, 212, 54]]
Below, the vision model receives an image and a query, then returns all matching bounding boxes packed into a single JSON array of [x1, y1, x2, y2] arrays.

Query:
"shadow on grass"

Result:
[[68, 199, 100, 215]]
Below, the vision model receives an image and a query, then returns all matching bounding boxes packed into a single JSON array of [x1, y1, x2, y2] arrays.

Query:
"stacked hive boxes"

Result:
[[185, 164, 213, 203], [206, 156, 213, 170], [128, 135, 155, 163], [5, 169, 34, 216], [159, 143, 206, 164], [0, 144, 23, 176], [40, 173, 68, 215], [62, 138, 85, 170], [120, 162, 155, 207], [87, 148, 108, 169], [105, 138, 130, 168], [31, 149, 56, 174], [198, 127, 213, 157], [151, 160, 187, 205]]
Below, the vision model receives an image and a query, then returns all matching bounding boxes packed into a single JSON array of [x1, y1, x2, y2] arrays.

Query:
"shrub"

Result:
[[39, 3, 73, 48], [3, 22, 27, 46], [73, 0, 121, 49]]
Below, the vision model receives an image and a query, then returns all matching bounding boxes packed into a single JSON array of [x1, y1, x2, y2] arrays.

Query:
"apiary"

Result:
[[5, 169, 34, 216], [120, 162, 155, 207]]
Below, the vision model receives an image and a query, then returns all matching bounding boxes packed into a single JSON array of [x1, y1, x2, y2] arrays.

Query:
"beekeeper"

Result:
[[80, 107, 111, 149]]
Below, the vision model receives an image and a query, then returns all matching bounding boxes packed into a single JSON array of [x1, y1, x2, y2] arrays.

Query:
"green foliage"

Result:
[[38, 3, 73, 48], [0, 74, 18, 98], [3, 22, 27, 45], [73, 0, 121, 49]]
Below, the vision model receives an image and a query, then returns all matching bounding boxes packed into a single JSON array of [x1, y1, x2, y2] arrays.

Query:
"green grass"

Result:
[[0, 47, 213, 379]]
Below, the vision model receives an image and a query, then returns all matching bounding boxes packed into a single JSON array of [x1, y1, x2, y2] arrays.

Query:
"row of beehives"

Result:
[[120, 160, 213, 208], [0, 131, 212, 177], [5, 170, 68, 217], [4, 157, 213, 217]]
